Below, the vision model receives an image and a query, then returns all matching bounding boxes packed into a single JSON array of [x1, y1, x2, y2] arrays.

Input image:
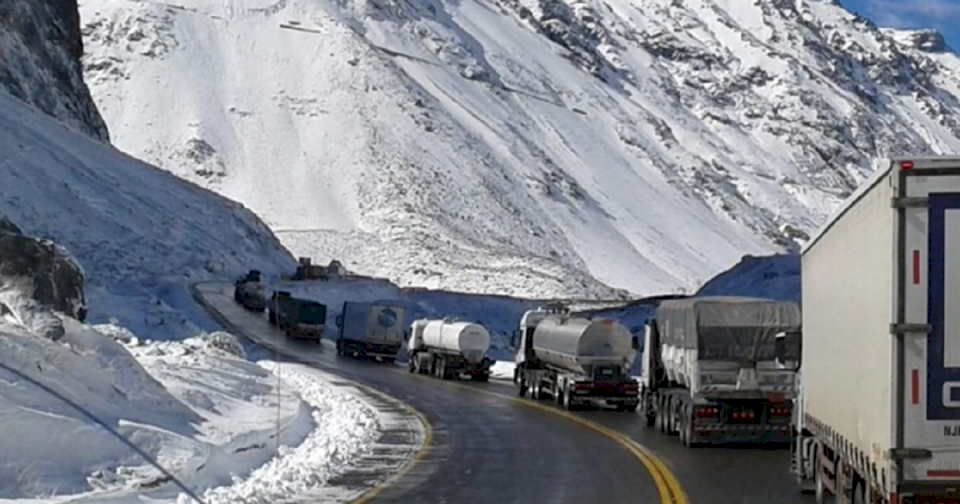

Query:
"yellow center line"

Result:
[[197, 284, 687, 504], [346, 383, 433, 504], [404, 372, 690, 504]]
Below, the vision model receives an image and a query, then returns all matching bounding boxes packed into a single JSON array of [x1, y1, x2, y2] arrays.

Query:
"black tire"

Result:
[[474, 373, 490, 382], [563, 385, 576, 411]]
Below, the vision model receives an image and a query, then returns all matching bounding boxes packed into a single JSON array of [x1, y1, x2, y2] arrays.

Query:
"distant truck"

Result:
[[335, 301, 405, 362], [407, 318, 493, 381], [512, 305, 640, 411], [234, 270, 267, 312], [791, 157, 960, 504], [267, 291, 326, 344], [638, 296, 801, 448]]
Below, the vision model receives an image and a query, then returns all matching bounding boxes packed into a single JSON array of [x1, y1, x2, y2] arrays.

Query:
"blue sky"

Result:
[[839, 0, 960, 52]]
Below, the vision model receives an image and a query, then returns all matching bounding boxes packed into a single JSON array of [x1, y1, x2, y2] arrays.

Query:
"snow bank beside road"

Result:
[[1, 321, 381, 503]]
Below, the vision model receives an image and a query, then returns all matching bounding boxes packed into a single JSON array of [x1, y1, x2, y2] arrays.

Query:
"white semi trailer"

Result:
[[407, 319, 493, 381], [512, 305, 640, 411], [639, 296, 801, 448], [791, 156, 960, 504]]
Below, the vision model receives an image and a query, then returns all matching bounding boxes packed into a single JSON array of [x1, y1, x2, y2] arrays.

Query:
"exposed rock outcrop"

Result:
[[0, 0, 109, 141], [0, 215, 87, 340]]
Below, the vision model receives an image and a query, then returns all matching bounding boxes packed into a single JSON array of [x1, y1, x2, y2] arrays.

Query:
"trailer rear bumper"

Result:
[[339, 339, 401, 357], [692, 424, 793, 443]]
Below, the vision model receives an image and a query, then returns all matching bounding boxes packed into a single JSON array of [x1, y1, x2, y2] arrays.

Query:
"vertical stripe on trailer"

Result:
[[911, 369, 919, 404], [913, 250, 921, 285]]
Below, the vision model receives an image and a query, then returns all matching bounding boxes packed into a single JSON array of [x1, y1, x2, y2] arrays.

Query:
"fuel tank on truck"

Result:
[[421, 320, 491, 363], [532, 316, 634, 375]]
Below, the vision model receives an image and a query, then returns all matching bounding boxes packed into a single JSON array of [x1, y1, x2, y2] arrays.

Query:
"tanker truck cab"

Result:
[[513, 308, 552, 384]]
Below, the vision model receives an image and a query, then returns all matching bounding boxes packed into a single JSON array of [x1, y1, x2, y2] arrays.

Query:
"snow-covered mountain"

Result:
[[0, 0, 295, 338], [78, 0, 960, 299]]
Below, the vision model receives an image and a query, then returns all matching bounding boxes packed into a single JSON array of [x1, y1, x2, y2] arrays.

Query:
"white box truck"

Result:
[[791, 156, 960, 504], [334, 301, 405, 363]]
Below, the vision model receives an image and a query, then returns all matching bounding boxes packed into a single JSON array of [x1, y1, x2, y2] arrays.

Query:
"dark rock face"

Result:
[[0, 216, 87, 329], [0, 0, 109, 141]]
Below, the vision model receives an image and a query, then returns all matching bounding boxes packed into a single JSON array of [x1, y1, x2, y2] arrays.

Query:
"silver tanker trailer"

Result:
[[407, 318, 493, 381], [512, 304, 640, 411]]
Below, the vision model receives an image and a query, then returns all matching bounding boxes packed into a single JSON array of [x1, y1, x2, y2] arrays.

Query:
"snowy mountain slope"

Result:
[[79, 0, 960, 298], [1, 0, 109, 141], [0, 89, 295, 339]]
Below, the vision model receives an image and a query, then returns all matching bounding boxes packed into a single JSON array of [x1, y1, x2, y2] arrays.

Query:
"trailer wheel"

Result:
[[563, 385, 576, 411], [814, 447, 831, 504], [655, 397, 665, 433], [518, 377, 528, 397], [681, 405, 700, 448], [852, 479, 867, 504], [408, 358, 416, 373], [474, 373, 489, 382]]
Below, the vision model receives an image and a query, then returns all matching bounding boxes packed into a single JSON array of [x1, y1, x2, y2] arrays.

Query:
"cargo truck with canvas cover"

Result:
[[335, 301, 405, 362], [512, 304, 640, 412], [638, 296, 801, 448], [267, 291, 326, 344], [407, 318, 493, 381], [791, 156, 960, 504]]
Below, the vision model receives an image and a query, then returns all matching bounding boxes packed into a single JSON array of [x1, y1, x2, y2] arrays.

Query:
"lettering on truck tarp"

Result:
[[927, 193, 960, 420], [944, 425, 960, 437]]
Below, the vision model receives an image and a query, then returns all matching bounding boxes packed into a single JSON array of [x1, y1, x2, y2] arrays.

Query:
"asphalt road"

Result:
[[482, 380, 813, 504], [196, 282, 813, 504], [195, 283, 660, 504]]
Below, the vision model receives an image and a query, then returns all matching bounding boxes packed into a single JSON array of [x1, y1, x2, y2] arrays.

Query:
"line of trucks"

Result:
[[231, 155, 960, 504]]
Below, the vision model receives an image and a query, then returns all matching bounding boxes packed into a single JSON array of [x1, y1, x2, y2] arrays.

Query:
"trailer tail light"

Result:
[[574, 382, 592, 393], [769, 405, 792, 417], [695, 406, 719, 417], [900, 160, 915, 171], [731, 411, 756, 420], [622, 382, 639, 393]]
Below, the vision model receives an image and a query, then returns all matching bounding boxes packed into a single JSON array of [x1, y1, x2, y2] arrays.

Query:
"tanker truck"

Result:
[[511, 304, 640, 411], [638, 296, 801, 448], [407, 318, 493, 381]]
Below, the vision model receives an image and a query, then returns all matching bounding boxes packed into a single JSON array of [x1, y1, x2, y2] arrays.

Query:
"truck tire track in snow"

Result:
[[190, 282, 429, 503]]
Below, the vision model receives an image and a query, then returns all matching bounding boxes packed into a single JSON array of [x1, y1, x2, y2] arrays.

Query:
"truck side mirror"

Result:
[[335, 315, 343, 328], [403, 330, 410, 341], [774, 331, 801, 369], [631, 335, 639, 350], [509, 331, 519, 349]]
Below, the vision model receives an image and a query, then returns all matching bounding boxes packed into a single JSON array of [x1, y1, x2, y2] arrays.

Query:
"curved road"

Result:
[[195, 283, 660, 504], [197, 282, 813, 504]]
